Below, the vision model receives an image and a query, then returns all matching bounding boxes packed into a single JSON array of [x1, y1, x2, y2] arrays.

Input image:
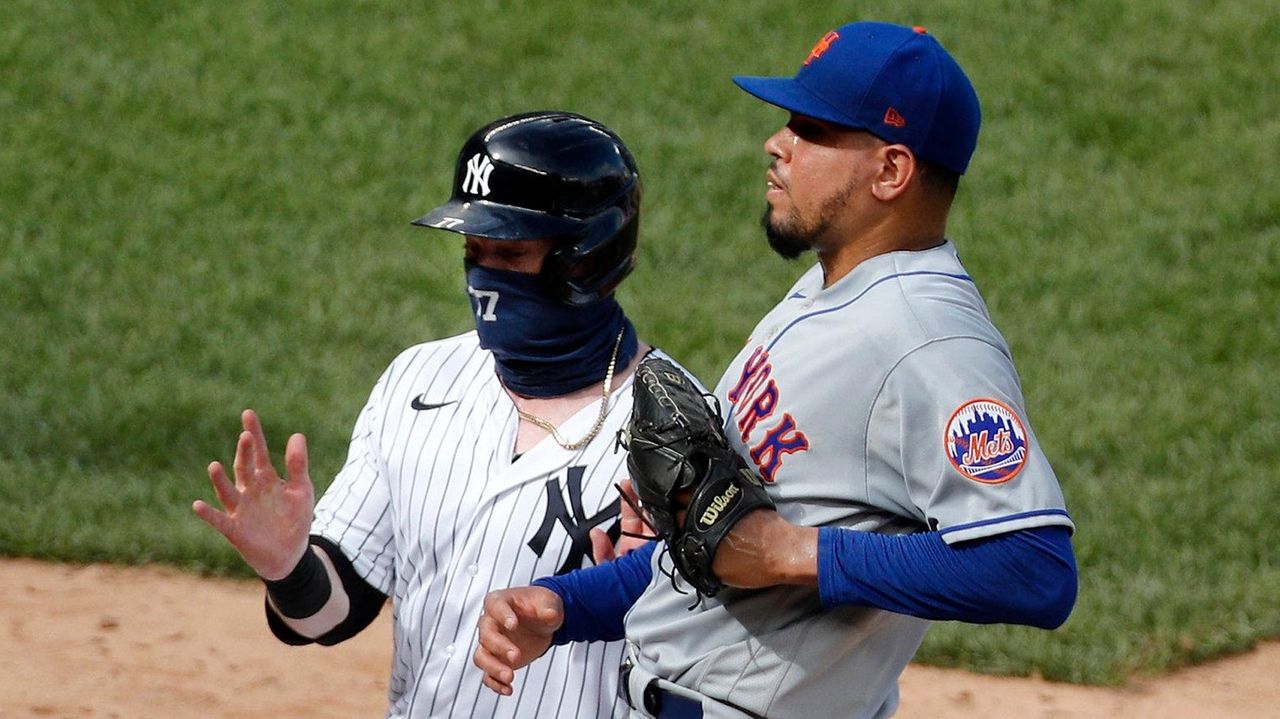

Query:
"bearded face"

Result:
[[761, 171, 860, 260]]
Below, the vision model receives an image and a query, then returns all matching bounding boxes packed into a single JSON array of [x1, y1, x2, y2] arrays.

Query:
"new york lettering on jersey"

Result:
[[725, 345, 810, 482]]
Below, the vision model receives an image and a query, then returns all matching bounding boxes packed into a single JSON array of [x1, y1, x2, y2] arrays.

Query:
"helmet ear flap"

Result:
[[545, 207, 639, 305]]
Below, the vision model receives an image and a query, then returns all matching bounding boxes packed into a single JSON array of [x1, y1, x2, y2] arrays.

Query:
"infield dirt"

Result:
[[2, 558, 1276, 718]]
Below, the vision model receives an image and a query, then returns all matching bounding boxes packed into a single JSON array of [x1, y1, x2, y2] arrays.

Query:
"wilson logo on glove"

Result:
[[698, 485, 740, 528]]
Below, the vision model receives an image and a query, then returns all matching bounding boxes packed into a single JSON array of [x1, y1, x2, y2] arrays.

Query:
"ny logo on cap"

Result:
[[804, 30, 840, 65], [462, 153, 495, 196]]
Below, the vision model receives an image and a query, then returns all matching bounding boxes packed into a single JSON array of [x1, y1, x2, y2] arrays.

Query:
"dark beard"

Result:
[[761, 206, 811, 260], [761, 171, 861, 260]]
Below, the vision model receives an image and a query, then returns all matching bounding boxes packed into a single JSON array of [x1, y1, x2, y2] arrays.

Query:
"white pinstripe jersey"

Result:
[[314, 331, 671, 718]]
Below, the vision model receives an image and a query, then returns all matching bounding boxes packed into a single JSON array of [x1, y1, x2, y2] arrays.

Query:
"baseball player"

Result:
[[475, 22, 1078, 719], [193, 111, 685, 718]]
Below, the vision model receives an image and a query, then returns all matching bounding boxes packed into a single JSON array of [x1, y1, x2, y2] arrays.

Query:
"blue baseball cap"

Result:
[[733, 22, 981, 174]]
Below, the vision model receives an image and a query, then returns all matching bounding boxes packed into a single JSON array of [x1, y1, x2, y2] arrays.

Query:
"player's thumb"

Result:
[[528, 592, 564, 633]]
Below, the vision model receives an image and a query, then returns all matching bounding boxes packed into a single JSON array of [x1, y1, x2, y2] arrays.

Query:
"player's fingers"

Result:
[[284, 433, 312, 491], [192, 500, 236, 539], [481, 591, 520, 630], [515, 590, 563, 633], [534, 601, 563, 628], [476, 613, 520, 663], [207, 461, 239, 512], [589, 527, 615, 564], [616, 478, 655, 535], [620, 504, 647, 536], [476, 631, 517, 674], [242, 409, 276, 476], [480, 675, 513, 696], [474, 646, 514, 696], [232, 430, 257, 490]]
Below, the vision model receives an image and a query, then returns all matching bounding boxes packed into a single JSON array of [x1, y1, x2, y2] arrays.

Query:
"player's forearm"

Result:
[[714, 509, 820, 588], [533, 541, 656, 644], [265, 545, 349, 638], [816, 525, 1077, 628], [263, 535, 388, 646]]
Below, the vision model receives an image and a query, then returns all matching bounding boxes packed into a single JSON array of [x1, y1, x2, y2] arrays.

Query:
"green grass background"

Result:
[[2, 0, 1278, 686]]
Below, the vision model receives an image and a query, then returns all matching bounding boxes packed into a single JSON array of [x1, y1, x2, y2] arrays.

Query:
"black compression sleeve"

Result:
[[263, 535, 389, 646], [308, 535, 388, 646], [263, 547, 331, 619]]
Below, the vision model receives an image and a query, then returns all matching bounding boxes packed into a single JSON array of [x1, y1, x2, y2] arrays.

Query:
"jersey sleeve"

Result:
[[866, 337, 1074, 544], [311, 365, 398, 595]]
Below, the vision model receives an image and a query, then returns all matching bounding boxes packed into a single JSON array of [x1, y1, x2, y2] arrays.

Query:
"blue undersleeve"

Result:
[[534, 541, 656, 644], [817, 525, 1077, 628]]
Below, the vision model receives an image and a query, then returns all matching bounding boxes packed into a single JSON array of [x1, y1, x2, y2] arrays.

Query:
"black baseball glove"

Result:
[[618, 356, 775, 597]]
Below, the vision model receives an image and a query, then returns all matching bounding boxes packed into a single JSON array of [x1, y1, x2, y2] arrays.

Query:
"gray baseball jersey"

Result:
[[313, 332, 673, 718], [622, 242, 1073, 718]]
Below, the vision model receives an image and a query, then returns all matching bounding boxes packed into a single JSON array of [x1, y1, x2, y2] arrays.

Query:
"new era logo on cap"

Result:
[[883, 107, 907, 128]]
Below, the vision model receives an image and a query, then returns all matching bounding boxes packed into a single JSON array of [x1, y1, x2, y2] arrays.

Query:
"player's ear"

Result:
[[870, 145, 916, 202]]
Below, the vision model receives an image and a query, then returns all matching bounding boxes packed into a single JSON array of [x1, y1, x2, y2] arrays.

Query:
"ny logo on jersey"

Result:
[[527, 465, 620, 575], [462, 153, 495, 196]]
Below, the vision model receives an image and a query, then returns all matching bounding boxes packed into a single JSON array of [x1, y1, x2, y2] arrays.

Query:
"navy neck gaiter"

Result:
[[465, 262, 638, 398]]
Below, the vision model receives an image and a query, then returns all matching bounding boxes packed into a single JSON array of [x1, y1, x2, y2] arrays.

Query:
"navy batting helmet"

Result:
[[412, 111, 641, 306]]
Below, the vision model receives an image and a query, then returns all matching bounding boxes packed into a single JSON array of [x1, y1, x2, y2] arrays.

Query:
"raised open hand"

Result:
[[192, 409, 314, 580]]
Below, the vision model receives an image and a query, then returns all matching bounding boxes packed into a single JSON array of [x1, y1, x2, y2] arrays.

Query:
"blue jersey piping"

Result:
[[765, 270, 973, 353]]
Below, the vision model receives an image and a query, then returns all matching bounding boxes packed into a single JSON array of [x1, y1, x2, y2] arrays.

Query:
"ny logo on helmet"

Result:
[[463, 153, 495, 196]]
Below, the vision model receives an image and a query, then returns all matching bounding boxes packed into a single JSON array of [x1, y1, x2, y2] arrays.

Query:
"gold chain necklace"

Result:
[[516, 329, 625, 451]]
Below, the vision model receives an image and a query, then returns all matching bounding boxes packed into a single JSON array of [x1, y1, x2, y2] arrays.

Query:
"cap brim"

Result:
[[410, 200, 582, 240], [732, 75, 866, 132]]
